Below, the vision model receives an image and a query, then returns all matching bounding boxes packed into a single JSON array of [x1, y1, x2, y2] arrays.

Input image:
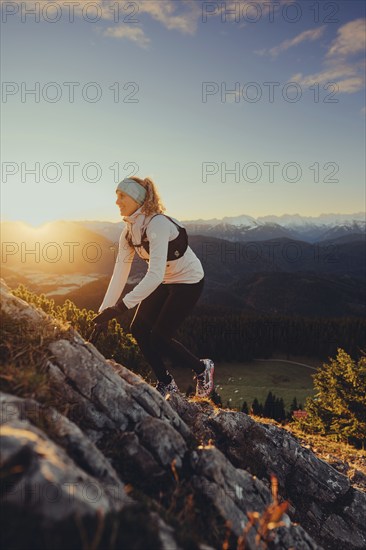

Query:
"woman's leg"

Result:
[[130, 277, 205, 384], [149, 278, 205, 376], [129, 283, 173, 383]]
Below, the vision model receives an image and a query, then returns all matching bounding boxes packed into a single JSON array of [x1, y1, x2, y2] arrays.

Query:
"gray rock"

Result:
[[169, 398, 366, 550], [188, 445, 321, 550], [0, 392, 184, 550], [0, 392, 127, 504], [46, 338, 191, 495]]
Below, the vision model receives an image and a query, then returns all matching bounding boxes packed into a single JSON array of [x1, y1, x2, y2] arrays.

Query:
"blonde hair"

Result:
[[130, 176, 166, 216]]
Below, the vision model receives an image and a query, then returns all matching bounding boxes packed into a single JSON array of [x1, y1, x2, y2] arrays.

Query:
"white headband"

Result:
[[116, 178, 147, 205]]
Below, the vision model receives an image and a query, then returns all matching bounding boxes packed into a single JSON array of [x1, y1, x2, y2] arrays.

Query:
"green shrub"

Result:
[[297, 348, 366, 449], [9, 284, 153, 382]]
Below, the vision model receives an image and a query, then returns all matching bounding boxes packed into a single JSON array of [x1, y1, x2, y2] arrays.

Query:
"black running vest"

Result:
[[126, 214, 188, 262]]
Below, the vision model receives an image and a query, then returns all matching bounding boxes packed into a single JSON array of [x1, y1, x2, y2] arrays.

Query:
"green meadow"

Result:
[[171, 357, 319, 411]]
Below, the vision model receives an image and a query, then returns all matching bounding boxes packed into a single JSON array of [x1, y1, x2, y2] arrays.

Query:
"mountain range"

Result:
[[1, 213, 365, 317], [79, 211, 366, 244]]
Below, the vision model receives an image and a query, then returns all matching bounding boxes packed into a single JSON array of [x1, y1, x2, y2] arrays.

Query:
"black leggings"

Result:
[[129, 277, 205, 384]]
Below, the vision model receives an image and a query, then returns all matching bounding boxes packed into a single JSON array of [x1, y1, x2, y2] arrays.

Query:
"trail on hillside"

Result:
[[254, 358, 318, 371]]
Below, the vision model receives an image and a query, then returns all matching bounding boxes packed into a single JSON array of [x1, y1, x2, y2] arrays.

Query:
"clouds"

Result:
[[290, 18, 366, 95], [291, 65, 364, 94], [102, 25, 151, 49], [2, 0, 201, 49], [326, 18, 365, 58], [256, 16, 365, 95], [100, 0, 202, 48], [101, 0, 201, 47], [291, 70, 364, 96], [259, 27, 326, 57], [136, 0, 201, 35]]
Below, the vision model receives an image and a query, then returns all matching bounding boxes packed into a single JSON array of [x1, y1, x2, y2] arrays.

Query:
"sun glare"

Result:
[[20, 221, 53, 238]]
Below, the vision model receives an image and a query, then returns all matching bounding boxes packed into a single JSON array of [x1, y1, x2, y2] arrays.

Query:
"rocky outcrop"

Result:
[[1, 395, 126, 550], [1, 279, 365, 550], [170, 398, 366, 550]]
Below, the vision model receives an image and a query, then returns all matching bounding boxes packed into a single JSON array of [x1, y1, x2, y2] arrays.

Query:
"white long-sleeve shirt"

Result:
[[98, 206, 204, 312]]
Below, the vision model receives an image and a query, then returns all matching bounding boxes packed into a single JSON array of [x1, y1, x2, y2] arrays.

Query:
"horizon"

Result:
[[1, 210, 365, 229]]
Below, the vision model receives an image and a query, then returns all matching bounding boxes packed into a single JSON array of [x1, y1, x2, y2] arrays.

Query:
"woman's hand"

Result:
[[92, 300, 128, 325], [88, 323, 107, 344], [88, 300, 128, 344]]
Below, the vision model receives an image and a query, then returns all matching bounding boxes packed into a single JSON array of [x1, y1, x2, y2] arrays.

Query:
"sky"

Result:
[[1, 0, 365, 225]]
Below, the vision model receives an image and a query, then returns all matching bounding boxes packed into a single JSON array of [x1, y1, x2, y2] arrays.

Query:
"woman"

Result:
[[91, 176, 215, 399]]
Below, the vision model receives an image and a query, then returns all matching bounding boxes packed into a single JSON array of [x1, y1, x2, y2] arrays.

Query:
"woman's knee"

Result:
[[150, 327, 170, 350], [130, 320, 151, 342]]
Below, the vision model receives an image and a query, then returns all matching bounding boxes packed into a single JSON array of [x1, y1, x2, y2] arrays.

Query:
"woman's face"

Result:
[[116, 190, 141, 217]]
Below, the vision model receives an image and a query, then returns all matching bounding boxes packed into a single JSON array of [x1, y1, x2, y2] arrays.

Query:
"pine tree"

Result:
[[287, 396, 299, 421], [251, 397, 263, 416], [241, 401, 249, 414], [298, 348, 366, 449], [290, 396, 298, 412], [275, 397, 286, 422], [264, 391, 275, 418]]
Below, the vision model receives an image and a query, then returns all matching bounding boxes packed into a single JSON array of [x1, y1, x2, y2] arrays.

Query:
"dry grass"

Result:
[[250, 414, 366, 492], [186, 393, 225, 413], [0, 307, 72, 412], [282, 422, 366, 492]]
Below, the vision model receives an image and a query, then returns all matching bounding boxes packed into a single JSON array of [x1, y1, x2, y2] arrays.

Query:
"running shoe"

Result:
[[194, 359, 215, 398], [155, 377, 179, 398]]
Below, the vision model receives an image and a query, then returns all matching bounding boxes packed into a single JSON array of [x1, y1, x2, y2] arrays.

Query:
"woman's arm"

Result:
[[98, 225, 135, 312], [122, 215, 171, 309]]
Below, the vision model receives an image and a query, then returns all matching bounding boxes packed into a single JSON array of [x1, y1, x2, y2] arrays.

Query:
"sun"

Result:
[[20, 221, 53, 238]]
